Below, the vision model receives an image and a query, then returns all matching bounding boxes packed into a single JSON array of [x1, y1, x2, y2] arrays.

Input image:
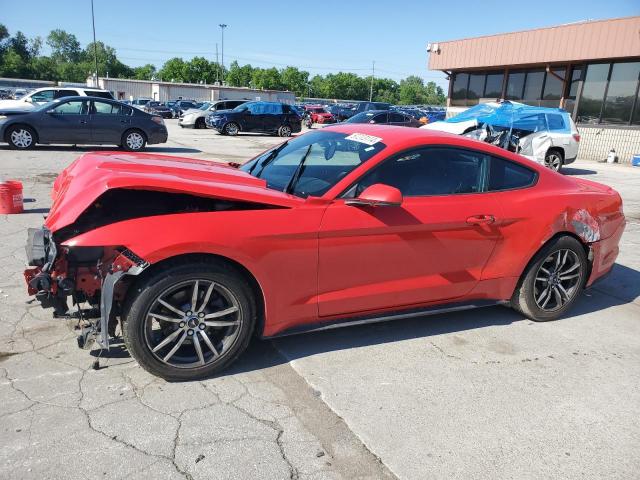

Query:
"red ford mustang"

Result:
[[24, 124, 625, 380]]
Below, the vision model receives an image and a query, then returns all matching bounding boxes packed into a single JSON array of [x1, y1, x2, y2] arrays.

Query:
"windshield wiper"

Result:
[[284, 144, 313, 195], [250, 141, 289, 177]]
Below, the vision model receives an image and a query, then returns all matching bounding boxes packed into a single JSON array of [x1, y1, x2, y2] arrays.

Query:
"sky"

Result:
[[3, 0, 639, 90]]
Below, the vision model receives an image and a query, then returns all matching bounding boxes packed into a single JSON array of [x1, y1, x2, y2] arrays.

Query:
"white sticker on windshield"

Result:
[[345, 133, 382, 146]]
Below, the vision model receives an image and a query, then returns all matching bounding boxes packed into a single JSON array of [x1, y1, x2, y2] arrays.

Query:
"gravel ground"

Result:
[[0, 120, 638, 479]]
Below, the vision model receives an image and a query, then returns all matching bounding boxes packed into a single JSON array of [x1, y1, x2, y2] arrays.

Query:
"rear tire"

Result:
[[122, 261, 256, 381], [122, 129, 147, 151], [511, 236, 588, 321], [278, 125, 292, 137], [7, 125, 36, 149], [544, 149, 564, 172]]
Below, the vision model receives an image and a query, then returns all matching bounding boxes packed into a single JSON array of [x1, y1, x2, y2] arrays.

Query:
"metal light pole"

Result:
[[369, 60, 375, 102], [91, 0, 99, 86], [219, 24, 227, 83]]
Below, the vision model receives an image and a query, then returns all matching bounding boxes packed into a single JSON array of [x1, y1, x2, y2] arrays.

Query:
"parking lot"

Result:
[[1, 119, 639, 480]]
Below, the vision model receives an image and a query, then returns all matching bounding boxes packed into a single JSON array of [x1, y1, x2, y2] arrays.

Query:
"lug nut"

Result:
[[187, 329, 194, 336], [198, 312, 204, 318], [199, 324, 206, 330], [179, 322, 186, 328], [186, 310, 192, 316]]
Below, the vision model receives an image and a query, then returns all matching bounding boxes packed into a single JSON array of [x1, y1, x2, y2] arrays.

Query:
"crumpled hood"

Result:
[[46, 151, 301, 232]]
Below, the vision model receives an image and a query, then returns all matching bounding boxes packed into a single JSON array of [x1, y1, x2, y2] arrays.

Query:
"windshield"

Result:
[[241, 130, 386, 198], [345, 112, 376, 123], [198, 102, 211, 110], [233, 103, 249, 112]]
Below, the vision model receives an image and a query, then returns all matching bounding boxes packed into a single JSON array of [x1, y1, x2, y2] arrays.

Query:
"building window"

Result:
[[602, 62, 640, 125], [522, 70, 545, 104], [451, 73, 469, 105], [467, 74, 485, 102], [563, 66, 583, 116], [506, 72, 525, 100], [450, 71, 504, 106], [577, 61, 640, 125], [542, 68, 565, 104], [484, 73, 504, 99]]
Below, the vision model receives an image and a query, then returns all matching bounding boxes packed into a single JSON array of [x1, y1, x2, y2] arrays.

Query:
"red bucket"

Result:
[[0, 180, 24, 214]]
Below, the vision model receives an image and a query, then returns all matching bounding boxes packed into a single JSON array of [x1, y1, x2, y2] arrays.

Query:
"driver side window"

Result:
[[348, 147, 489, 197], [50, 101, 87, 115]]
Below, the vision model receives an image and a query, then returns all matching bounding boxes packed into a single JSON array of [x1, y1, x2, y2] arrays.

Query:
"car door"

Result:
[[318, 146, 502, 317], [371, 112, 389, 124], [37, 99, 91, 144], [90, 100, 132, 143], [240, 103, 264, 132], [387, 112, 406, 126], [262, 103, 284, 132]]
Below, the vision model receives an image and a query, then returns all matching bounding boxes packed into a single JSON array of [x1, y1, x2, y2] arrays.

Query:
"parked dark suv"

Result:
[[205, 101, 302, 137]]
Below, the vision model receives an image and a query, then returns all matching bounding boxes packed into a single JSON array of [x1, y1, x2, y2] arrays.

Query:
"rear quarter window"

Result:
[[488, 156, 537, 191]]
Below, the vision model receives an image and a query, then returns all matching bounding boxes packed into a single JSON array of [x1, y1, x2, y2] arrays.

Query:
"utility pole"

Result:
[[369, 60, 375, 102], [215, 43, 219, 84], [91, 0, 99, 86], [219, 24, 227, 83]]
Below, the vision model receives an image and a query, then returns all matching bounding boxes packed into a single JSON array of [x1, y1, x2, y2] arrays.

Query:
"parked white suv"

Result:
[[0, 87, 113, 111], [179, 100, 247, 128], [422, 102, 580, 172]]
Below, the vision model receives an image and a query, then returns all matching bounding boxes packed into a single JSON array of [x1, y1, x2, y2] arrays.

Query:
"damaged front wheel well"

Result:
[[120, 252, 266, 335]]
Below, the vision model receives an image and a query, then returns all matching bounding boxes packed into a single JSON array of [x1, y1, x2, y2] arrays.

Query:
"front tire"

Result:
[[7, 125, 36, 149], [511, 236, 588, 321], [223, 122, 239, 136], [122, 261, 256, 380], [122, 129, 147, 151], [195, 117, 206, 129]]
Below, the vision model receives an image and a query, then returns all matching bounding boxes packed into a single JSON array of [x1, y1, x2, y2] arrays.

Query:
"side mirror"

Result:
[[345, 183, 403, 207], [25, 97, 33, 103]]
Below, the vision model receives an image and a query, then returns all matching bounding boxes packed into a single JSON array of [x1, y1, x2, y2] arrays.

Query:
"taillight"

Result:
[[573, 133, 581, 142], [151, 116, 164, 126]]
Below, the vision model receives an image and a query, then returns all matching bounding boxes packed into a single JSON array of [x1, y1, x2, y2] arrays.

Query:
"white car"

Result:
[[0, 87, 113, 111], [179, 100, 247, 128], [422, 102, 580, 172]]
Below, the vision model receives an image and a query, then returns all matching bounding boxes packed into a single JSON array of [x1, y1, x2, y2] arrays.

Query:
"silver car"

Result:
[[179, 100, 247, 129]]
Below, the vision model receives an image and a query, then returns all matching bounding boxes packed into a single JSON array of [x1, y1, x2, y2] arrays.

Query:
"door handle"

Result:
[[466, 214, 495, 225], [79, 120, 87, 124]]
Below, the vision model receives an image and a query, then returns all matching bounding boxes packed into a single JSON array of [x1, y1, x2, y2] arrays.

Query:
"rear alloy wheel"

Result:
[[512, 236, 588, 321], [7, 125, 36, 149], [223, 122, 239, 136], [278, 125, 292, 137], [544, 149, 563, 172], [123, 262, 256, 380], [122, 130, 146, 151]]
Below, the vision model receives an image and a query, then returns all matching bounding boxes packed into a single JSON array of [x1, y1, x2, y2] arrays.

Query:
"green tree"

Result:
[[158, 57, 187, 82], [133, 64, 157, 80], [226, 61, 254, 87], [46, 29, 81, 63], [251, 67, 283, 90], [280, 66, 309, 96]]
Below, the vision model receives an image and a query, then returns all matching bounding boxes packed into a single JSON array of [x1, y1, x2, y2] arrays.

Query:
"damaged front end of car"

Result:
[[24, 227, 148, 350]]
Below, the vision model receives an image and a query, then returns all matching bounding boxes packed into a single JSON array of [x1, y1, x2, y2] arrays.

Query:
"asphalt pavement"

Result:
[[0, 120, 638, 479]]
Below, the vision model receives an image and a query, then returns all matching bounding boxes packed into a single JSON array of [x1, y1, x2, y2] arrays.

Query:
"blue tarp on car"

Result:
[[445, 101, 572, 134]]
